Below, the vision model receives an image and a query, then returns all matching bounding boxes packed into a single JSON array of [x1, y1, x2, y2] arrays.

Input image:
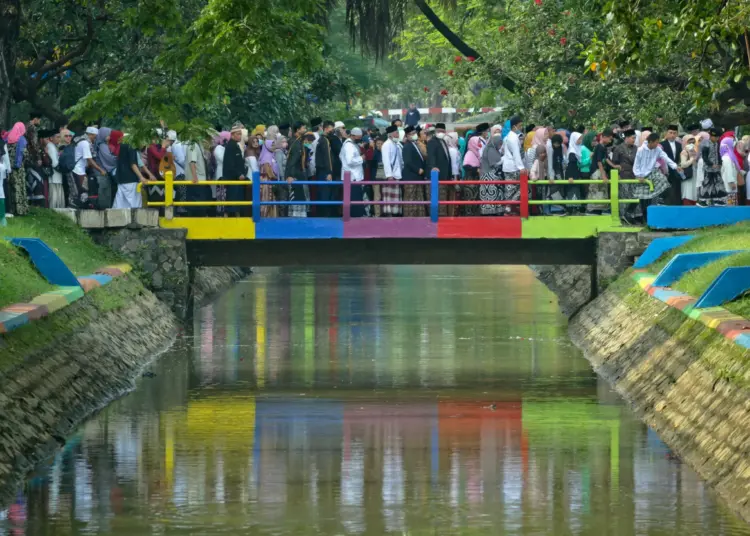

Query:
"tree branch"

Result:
[[34, 13, 94, 80]]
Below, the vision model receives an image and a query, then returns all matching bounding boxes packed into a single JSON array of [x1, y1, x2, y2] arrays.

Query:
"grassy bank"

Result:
[[645, 222, 750, 317], [1, 208, 122, 309], [0, 208, 155, 374]]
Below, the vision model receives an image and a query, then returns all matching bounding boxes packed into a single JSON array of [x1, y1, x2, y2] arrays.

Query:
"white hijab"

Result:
[[568, 132, 583, 160]]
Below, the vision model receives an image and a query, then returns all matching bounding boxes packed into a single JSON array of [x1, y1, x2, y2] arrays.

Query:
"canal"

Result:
[[3, 266, 749, 535]]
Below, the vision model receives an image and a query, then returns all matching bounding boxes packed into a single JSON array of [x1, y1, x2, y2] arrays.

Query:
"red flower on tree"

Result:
[[534, 0, 542, 5], [423, 86, 429, 92], [548, 29, 556, 36], [467, 56, 476, 62], [440, 89, 449, 96], [447, 69, 454, 76], [454, 55, 463, 63], [498, 25, 506, 32], [560, 37, 567, 45]]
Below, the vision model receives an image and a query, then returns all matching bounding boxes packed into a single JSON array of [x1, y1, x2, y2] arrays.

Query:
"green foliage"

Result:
[[396, 0, 744, 126], [4, 207, 121, 274]]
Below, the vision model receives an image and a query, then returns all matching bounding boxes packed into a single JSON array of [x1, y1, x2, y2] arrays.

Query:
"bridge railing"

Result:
[[144, 168, 651, 225]]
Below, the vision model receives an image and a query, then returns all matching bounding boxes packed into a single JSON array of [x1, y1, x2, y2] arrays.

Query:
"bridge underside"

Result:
[[187, 238, 597, 267]]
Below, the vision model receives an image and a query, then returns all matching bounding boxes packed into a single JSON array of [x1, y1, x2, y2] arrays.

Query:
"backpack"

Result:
[[57, 143, 78, 174]]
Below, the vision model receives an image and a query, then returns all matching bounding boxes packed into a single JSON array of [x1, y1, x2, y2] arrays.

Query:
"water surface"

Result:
[[3, 266, 749, 535]]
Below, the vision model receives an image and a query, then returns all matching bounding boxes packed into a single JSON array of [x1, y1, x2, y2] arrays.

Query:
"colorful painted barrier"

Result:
[[0, 263, 132, 335], [632, 270, 750, 350]]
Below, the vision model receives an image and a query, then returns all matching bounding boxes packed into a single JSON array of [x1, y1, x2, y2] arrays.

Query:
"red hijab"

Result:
[[109, 130, 124, 156]]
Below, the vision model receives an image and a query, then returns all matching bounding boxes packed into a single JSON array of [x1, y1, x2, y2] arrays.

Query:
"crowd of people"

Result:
[[1, 112, 748, 225]]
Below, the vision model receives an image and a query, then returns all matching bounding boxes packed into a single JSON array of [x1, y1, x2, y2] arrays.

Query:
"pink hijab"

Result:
[[720, 137, 741, 171], [531, 127, 548, 148], [6, 122, 26, 144]]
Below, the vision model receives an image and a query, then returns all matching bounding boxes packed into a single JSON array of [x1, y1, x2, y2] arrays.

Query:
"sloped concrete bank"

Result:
[[569, 276, 750, 523], [0, 284, 177, 507]]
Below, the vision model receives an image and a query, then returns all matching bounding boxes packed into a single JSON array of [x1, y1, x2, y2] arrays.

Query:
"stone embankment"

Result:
[[570, 277, 750, 522], [0, 285, 176, 507]]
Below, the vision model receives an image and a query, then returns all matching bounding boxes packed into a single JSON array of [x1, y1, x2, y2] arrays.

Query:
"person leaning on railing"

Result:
[[113, 140, 154, 210]]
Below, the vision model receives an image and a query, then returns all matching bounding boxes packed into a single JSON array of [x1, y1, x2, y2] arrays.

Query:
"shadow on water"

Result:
[[2, 266, 749, 535]]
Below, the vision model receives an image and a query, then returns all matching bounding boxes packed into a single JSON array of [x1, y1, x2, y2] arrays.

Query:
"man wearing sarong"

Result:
[[633, 132, 681, 223]]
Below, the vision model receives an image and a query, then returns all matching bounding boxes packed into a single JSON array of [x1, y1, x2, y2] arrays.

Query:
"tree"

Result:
[[394, 0, 707, 127], [585, 0, 750, 127]]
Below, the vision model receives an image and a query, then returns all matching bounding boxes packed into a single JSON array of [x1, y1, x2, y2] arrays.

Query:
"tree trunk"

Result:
[[0, 0, 21, 130], [412, 0, 516, 93]]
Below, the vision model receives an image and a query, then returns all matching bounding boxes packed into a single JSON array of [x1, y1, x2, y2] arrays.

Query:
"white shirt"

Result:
[[73, 138, 92, 176], [213, 145, 225, 179], [0, 148, 9, 199], [501, 130, 525, 173], [633, 144, 678, 177], [245, 156, 259, 175], [382, 138, 402, 180], [340, 139, 364, 182], [668, 140, 677, 158], [46, 142, 63, 184], [449, 146, 460, 176], [721, 155, 739, 191], [171, 141, 186, 176]]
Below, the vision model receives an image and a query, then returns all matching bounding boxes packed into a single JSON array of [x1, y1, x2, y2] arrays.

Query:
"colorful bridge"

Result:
[[141, 171, 750, 266]]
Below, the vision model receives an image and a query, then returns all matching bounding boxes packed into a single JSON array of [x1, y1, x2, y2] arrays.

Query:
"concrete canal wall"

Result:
[[566, 274, 750, 523], [0, 210, 251, 508]]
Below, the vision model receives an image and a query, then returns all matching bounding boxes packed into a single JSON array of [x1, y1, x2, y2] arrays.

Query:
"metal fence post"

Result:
[[520, 170, 529, 218], [164, 170, 174, 220], [430, 170, 439, 223], [252, 171, 261, 222], [343, 171, 351, 222], [610, 169, 620, 226]]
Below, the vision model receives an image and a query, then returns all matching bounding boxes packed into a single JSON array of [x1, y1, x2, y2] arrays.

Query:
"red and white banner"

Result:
[[379, 107, 503, 117]]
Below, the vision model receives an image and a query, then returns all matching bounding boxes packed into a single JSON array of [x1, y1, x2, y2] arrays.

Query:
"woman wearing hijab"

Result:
[[720, 136, 742, 205], [259, 128, 279, 218], [478, 133, 505, 215], [3, 122, 29, 215], [211, 131, 231, 215], [565, 131, 585, 212], [547, 133, 569, 214], [698, 128, 728, 206], [679, 134, 699, 205], [462, 125, 488, 215]]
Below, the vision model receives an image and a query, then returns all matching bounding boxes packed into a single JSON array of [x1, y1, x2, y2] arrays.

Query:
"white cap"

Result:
[[167, 130, 177, 141], [350, 127, 363, 136], [85, 126, 99, 135], [700, 118, 714, 130], [334, 121, 345, 129]]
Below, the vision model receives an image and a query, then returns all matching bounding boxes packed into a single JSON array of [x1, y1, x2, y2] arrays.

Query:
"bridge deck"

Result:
[[161, 215, 635, 241]]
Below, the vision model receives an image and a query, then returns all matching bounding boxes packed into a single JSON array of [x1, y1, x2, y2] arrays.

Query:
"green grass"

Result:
[[643, 222, 750, 318], [0, 274, 146, 374], [4, 207, 121, 274], [0, 208, 125, 309], [611, 274, 750, 389], [649, 222, 750, 273], [0, 241, 55, 307]]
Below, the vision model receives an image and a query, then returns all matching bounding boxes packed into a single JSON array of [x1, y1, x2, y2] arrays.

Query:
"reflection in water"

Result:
[[3, 266, 749, 535]]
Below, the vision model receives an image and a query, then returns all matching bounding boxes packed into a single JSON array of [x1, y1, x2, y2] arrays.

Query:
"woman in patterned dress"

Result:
[[4, 122, 29, 216], [479, 134, 505, 215]]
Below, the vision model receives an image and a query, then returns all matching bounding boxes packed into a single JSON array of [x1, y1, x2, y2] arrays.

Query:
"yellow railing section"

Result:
[[138, 171, 253, 218]]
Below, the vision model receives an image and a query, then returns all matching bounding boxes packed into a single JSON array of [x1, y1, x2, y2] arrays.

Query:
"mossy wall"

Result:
[[570, 275, 750, 522]]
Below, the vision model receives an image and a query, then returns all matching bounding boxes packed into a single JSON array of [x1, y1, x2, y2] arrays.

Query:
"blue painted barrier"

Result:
[[430, 170, 439, 223], [652, 250, 742, 287], [251, 171, 261, 222], [254, 218, 344, 239], [694, 266, 750, 308], [9, 238, 81, 287], [634, 235, 695, 268], [648, 206, 750, 230]]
